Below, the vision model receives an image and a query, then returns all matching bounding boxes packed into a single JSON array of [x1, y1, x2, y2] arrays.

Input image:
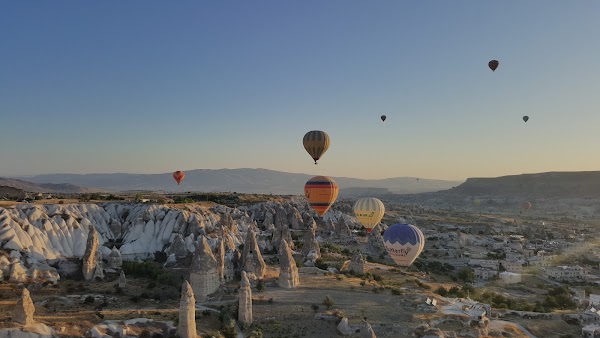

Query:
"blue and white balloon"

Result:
[[383, 223, 425, 267]]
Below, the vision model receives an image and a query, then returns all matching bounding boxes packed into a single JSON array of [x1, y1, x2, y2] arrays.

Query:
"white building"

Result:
[[499, 272, 522, 284], [501, 260, 524, 273], [583, 324, 600, 338], [544, 265, 585, 282], [469, 259, 499, 270]]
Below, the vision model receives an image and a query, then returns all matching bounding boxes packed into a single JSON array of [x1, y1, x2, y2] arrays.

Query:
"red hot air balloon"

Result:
[[304, 176, 339, 217], [488, 60, 499, 72], [521, 201, 532, 211], [173, 171, 185, 185]]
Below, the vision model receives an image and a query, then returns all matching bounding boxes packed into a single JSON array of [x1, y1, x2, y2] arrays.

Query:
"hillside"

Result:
[[19, 168, 461, 195], [443, 171, 600, 199], [0, 177, 96, 193]]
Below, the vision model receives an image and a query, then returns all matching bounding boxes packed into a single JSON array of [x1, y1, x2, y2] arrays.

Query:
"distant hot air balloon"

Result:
[[353, 198, 385, 233], [488, 60, 499, 72], [173, 171, 185, 185], [381, 115, 386, 122], [383, 223, 425, 267], [304, 176, 339, 217], [523, 116, 529, 122], [303, 131, 330, 164], [521, 201, 532, 211]]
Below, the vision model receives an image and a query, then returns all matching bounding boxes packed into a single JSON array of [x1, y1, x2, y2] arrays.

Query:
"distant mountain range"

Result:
[[443, 171, 600, 199], [0, 177, 96, 194], [16, 168, 462, 195]]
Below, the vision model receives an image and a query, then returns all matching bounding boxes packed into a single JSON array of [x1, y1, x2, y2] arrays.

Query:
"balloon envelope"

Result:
[[303, 131, 330, 164], [488, 60, 499, 71], [304, 176, 339, 217], [173, 171, 185, 185], [521, 201, 532, 210], [383, 223, 425, 267], [523, 116, 529, 122], [381, 115, 386, 122], [353, 198, 385, 232]]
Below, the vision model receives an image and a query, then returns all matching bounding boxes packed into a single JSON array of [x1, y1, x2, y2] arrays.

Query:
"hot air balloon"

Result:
[[488, 60, 499, 72], [523, 116, 529, 122], [303, 131, 330, 164], [353, 198, 385, 233], [381, 115, 386, 122], [173, 171, 185, 185], [383, 223, 425, 267], [521, 201, 532, 211], [304, 176, 339, 217]]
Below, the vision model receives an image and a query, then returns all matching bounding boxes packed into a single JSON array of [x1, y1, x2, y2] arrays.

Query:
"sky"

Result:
[[1, 1, 600, 181]]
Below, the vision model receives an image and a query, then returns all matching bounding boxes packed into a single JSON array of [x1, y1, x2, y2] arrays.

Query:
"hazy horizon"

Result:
[[2, 1, 600, 181]]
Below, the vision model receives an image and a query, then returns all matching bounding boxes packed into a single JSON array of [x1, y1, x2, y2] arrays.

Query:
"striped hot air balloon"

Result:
[[303, 130, 330, 164], [488, 60, 499, 72], [173, 171, 185, 185], [353, 197, 385, 233], [304, 176, 339, 217], [383, 223, 425, 267]]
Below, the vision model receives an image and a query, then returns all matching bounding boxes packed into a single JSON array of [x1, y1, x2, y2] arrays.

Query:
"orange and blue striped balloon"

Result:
[[304, 176, 339, 217]]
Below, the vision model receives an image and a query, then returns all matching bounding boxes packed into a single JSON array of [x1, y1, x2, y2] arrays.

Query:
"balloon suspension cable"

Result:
[[314, 161, 318, 165]]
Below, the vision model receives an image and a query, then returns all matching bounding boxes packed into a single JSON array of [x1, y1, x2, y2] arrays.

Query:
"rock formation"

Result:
[[337, 318, 353, 336], [119, 270, 127, 287], [189, 236, 220, 302], [9, 260, 29, 283], [262, 209, 274, 230], [242, 229, 266, 280], [238, 271, 253, 325], [107, 247, 122, 269], [274, 207, 288, 229], [288, 207, 303, 230], [349, 251, 366, 275], [336, 216, 353, 237], [82, 227, 104, 281], [215, 238, 225, 283], [367, 224, 386, 257], [166, 234, 189, 257], [361, 320, 377, 338], [278, 240, 299, 289], [177, 281, 197, 338], [302, 223, 321, 262], [324, 219, 336, 235], [273, 221, 293, 251], [12, 288, 35, 326]]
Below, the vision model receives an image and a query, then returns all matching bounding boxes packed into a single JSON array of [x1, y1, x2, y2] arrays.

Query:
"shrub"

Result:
[[391, 288, 403, 295], [202, 309, 212, 316], [322, 295, 335, 309], [311, 304, 320, 312], [84, 296, 95, 304], [256, 280, 265, 292]]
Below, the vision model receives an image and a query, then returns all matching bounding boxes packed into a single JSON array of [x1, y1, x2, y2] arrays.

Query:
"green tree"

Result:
[[457, 268, 475, 283]]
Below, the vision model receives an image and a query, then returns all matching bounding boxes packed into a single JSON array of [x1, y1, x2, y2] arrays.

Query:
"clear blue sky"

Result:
[[1, 1, 599, 180]]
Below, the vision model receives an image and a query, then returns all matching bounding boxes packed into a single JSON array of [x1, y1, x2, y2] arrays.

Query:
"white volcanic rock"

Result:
[[107, 247, 122, 269], [82, 227, 103, 281], [361, 321, 377, 338], [177, 281, 197, 338], [348, 251, 366, 275], [238, 271, 253, 325], [278, 240, 299, 289], [10, 260, 29, 283], [189, 236, 220, 302], [337, 318, 353, 336], [119, 270, 127, 287], [13, 288, 35, 326], [242, 228, 266, 280]]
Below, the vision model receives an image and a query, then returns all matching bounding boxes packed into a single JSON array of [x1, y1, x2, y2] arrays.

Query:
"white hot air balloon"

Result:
[[353, 197, 385, 233], [383, 223, 425, 267]]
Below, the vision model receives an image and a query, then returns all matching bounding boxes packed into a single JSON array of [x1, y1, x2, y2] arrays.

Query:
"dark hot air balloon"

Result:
[[303, 131, 330, 164], [523, 116, 529, 122], [488, 60, 499, 71], [381, 115, 386, 122]]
